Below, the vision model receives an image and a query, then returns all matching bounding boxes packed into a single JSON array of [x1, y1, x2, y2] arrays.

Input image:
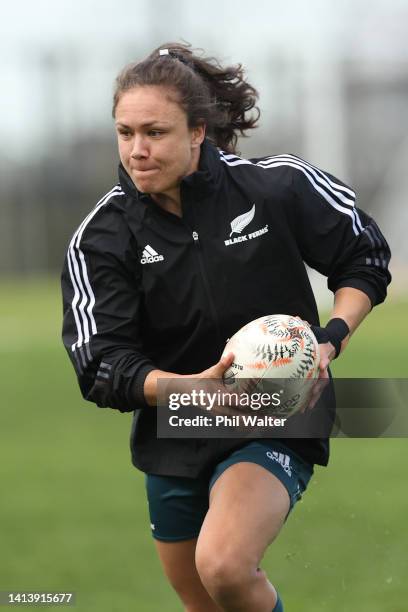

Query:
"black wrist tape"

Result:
[[311, 318, 350, 358]]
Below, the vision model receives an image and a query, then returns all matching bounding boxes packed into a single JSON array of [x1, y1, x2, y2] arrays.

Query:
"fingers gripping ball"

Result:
[[222, 314, 320, 417]]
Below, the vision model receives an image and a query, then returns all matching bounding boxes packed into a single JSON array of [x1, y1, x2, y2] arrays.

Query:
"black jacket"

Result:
[[61, 139, 391, 475]]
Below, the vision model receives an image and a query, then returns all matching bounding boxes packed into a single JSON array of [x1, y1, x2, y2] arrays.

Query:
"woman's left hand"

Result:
[[303, 341, 336, 411]]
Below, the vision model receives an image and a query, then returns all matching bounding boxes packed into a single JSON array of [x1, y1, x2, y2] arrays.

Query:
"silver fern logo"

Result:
[[229, 204, 256, 236], [225, 204, 269, 247]]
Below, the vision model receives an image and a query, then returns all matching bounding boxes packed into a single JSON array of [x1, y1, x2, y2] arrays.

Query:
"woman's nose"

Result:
[[131, 135, 149, 159]]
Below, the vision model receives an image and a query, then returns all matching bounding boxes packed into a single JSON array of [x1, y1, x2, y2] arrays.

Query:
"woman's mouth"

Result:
[[132, 167, 159, 175]]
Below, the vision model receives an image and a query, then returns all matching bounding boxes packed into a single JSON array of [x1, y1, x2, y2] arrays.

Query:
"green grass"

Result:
[[326, 300, 408, 377], [0, 277, 407, 611]]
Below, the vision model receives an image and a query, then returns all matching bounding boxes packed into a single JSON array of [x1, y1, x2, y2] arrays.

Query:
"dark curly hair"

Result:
[[112, 42, 260, 154]]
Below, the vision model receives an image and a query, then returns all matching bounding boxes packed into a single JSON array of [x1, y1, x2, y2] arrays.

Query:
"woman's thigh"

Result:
[[196, 440, 313, 570], [196, 462, 290, 571]]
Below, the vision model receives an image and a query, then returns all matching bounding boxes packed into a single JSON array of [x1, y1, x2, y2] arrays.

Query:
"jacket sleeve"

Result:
[[286, 156, 391, 307], [61, 202, 155, 412]]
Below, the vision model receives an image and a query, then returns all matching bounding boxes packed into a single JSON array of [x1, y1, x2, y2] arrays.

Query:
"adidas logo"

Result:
[[266, 451, 292, 477], [141, 245, 164, 264]]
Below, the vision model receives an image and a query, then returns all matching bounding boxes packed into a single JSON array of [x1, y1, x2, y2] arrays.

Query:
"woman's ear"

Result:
[[191, 123, 206, 148]]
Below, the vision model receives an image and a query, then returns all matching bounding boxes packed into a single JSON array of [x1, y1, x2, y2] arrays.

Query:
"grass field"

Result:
[[0, 278, 407, 611]]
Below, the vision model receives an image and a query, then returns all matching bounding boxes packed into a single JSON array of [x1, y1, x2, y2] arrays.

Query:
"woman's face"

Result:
[[115, 85, 205, 197]]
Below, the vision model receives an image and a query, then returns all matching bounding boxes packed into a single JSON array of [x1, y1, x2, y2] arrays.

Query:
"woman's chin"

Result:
[[133, 178, 158, 194]]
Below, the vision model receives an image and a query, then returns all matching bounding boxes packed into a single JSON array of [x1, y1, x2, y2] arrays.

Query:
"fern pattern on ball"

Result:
[[222, 314, 321, 416]]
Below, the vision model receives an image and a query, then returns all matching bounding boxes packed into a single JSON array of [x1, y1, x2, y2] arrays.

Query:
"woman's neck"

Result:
[[151, 189, 182, 217]]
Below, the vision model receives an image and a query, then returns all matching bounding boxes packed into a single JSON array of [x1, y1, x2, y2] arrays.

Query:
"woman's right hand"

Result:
[[195, 352, 235, 380], [193, 352, 253, 417], [143, 352, 235, 406]]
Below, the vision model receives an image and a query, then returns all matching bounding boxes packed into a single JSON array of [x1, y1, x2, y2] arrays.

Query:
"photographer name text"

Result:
[[168, 414, 287, 428]]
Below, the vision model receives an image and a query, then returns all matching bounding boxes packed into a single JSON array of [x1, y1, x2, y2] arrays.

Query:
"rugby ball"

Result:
[[222, 314, 320, 416]]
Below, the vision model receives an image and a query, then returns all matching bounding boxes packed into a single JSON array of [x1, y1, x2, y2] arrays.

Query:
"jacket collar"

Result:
[[118, 138, 222, 202]]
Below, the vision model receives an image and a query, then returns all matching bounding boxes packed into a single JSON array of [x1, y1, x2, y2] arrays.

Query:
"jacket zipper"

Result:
[[190, 229, 224, 352]]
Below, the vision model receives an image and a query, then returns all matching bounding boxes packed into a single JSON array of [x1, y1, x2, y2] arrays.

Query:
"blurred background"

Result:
[[1, 1, 407, 611], [1, 0, 408, 290]]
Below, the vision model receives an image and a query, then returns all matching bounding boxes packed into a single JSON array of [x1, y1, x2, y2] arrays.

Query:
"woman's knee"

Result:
[[195, 544, 257, 602]]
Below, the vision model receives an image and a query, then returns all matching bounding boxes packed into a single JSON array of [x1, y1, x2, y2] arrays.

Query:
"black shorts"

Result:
[[145, 440, 314, 541]]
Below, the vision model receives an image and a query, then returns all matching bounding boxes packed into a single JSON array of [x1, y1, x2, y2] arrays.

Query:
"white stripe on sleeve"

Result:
[[68, 186, 124, 354], [219, 151, 362, 236]]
